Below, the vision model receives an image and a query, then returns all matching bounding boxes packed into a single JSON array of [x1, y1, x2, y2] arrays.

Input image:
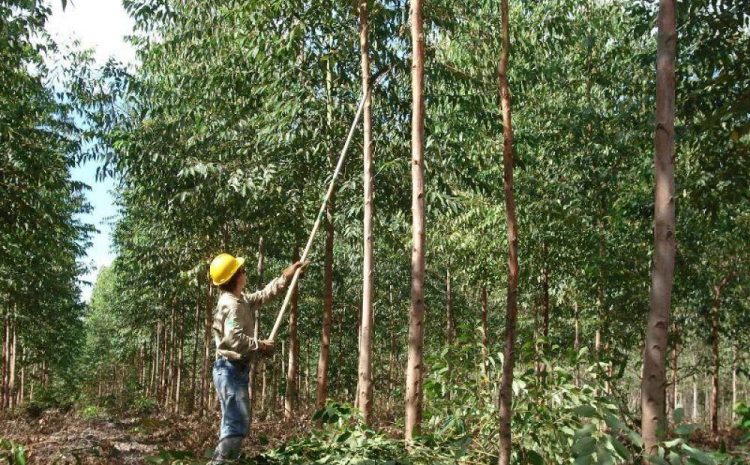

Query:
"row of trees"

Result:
[[0, 1, 92, 411]]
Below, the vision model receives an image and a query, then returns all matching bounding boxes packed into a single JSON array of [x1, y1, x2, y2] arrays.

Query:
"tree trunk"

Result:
[[641, 0, 677, 457], [150, 329, 157, 398], [190, 293, 201, 414], [2, 313, 8, 410], [497, 1, 520, 464], [405, 0, 426, 443], [280, 341, 286, 412], [316, 58, 335, 413], [480, 286, 488, 377], [732, 347, 737, 423], [671, 337, 678, 417], [446, 267, 455, 344], [202, 272, 213, 415], [541, 243, 550, 344], [249, 236, 265, 418], [175, 312, 184, 413], [691, 376, 698, 423], [357, 0, 375, 426], [710, 275, 730, 435], [8, 318, 16, 409], [573, 301, 581, 387], [284, 246, 300, 421]]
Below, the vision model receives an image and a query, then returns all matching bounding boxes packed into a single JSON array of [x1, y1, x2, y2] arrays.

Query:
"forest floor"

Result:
[[1, 407, 747, 464], [0, 408, 310, 464]]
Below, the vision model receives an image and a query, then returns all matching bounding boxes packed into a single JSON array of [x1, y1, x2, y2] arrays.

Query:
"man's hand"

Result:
[[282, 260, 310, 279], [258, 339, 275, 356]]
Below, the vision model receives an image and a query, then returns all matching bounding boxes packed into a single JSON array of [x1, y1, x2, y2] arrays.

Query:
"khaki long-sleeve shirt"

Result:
[[212, 274, 288, 362]]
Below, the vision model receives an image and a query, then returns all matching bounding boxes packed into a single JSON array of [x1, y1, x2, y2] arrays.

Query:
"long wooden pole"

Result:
[[269, 77, 382, 342]]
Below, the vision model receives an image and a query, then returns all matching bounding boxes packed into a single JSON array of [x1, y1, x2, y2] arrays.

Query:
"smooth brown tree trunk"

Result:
[[710, 274, 732, 435], [690, 376, 698, 423], [2, 313, 8, 410], [446, 267, 456, 344], [201, 272, 213, 415], [732, 347, 737, 423], [284, 246, 300, 421], [573, 301, 581, 387], [356, 0, 375, 426], [175, 312, 185, 413], [249, 237, 264, 416], [189, 293, 201, 414], [405, 0, 426, 443], [8, 318, 16, 409], [316, 58, 335, 413], [497, 0, 520, 463], [671, 336, 678, 417], [641, 0, 677, 457], [480, 286, 489, 377]]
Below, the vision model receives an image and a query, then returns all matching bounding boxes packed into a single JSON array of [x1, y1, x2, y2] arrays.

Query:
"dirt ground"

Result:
[[0, 409, 309, 464]]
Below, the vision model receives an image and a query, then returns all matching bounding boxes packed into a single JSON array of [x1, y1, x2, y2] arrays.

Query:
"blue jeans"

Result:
[[213, 357, 250, 440]]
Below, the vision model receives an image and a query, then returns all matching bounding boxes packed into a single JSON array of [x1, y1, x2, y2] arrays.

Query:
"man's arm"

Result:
[[243, 260, 308, 305]]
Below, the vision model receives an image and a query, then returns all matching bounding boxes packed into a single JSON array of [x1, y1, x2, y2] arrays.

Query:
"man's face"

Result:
[[237, 268, 247, 291]]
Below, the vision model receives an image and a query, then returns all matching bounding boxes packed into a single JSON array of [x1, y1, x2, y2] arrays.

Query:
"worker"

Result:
[[208, 252, 307, 463]]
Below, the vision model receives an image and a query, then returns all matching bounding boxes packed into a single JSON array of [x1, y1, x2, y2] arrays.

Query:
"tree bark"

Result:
[[732, 347, 737, 423], [316, 57, 335, 413], [405, 0, 426, 443], [710, 274, 733, 435], [190, 293, 201, 414], [2, 312, 8, 410], [480, 286, 488, 377], [573, 301, 581, 387], [692, 376, 698, 422], [249, 236, 264, 417], [284, 246, 301, 421], [671, 336, 678, 417], [497, 1, 520, 464], [446, 267, 455, 344], [357, 0, 375, 426], [201, 271, 213, 415], [641, 0, 677, 457], [8, 318, 16, 409]]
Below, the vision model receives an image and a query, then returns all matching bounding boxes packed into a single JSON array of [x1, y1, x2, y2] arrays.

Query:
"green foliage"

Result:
[[263, 401, 465, 465], [736, 403, 750, 431], [79, 405, 105, 420], [0, 439, 27, 465]]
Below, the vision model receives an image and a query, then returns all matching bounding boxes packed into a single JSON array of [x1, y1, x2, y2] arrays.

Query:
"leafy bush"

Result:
[[132, 395, 158, 415], [0, 439, 27, 465], [263, 402, 466, 465], [79, 405, 105, 420], [735, 402, 750, 431]]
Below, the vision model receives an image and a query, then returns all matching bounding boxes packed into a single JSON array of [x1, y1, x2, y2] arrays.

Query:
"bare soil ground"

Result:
[[0, 409, 310, 464]]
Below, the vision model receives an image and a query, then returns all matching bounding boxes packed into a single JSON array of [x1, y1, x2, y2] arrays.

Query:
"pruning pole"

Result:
[[268, 80, 377, 342]]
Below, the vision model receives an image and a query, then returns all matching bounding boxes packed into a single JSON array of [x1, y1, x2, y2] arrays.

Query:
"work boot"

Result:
[[207, 436, 243, 464]]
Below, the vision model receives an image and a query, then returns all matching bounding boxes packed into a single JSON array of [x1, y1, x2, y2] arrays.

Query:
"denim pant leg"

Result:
[[213, 358, 250, 441]]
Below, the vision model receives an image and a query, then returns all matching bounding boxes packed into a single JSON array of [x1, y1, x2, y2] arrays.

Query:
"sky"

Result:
[[45, 0, 136, 301]]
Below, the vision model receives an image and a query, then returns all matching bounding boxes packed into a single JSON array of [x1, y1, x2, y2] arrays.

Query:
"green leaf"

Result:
[[575, 404, 597, 417], [595, 447, 613, 465], [610, 437, 630, 459], [681, 445, 715, 465], [527, 449, 544, 465], [604, 414, 623, 431], [664, 438, 683, 449], [573, 437, 596, 457]]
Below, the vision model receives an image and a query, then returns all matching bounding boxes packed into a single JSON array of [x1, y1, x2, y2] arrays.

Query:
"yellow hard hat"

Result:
[[209, 253, 245, 285]]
